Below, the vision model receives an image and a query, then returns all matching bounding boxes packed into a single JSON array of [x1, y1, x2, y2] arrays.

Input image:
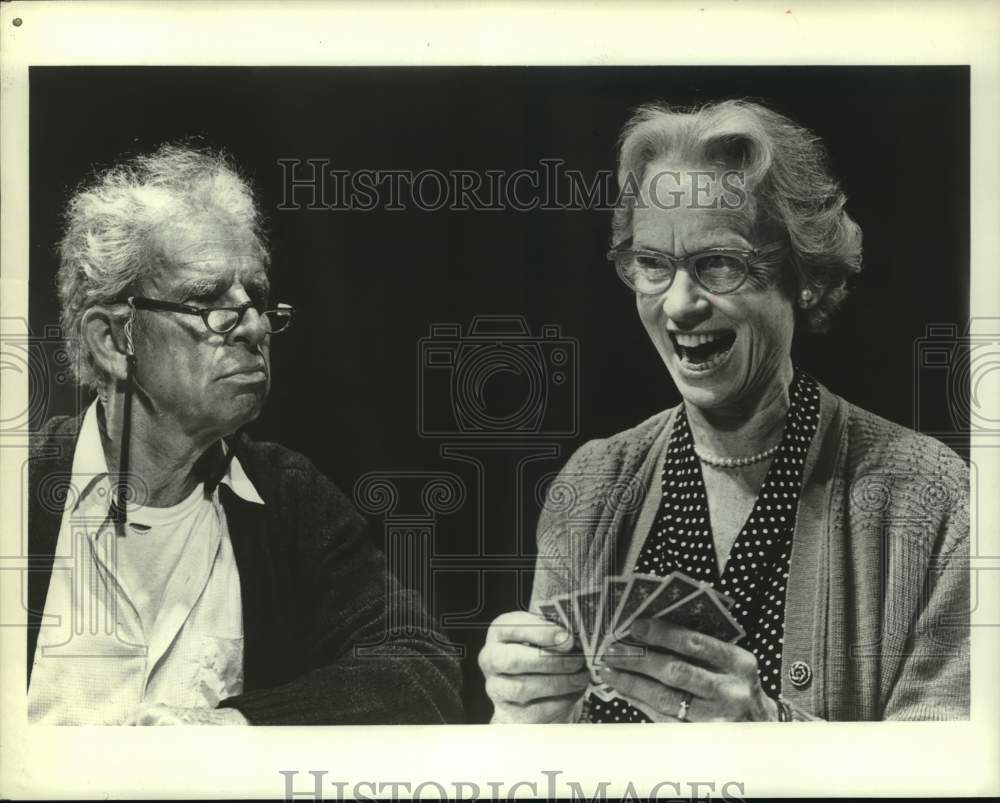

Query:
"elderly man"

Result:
[[27, 144, 462, 725]]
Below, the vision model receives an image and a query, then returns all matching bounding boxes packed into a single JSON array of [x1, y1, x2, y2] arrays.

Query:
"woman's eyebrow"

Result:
[[690, 225, 753, 245], [631, 237, 752, 256]]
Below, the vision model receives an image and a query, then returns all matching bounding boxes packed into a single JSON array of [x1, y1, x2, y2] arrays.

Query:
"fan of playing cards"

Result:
[[538, 571, 745, 694]]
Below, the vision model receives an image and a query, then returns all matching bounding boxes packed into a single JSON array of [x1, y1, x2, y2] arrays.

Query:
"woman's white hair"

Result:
[[613, 99, 863, 332], [57, 143, 268, 390]]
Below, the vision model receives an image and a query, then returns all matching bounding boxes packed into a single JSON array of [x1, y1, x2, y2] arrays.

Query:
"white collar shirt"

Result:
[[28, 401, 264, 724]]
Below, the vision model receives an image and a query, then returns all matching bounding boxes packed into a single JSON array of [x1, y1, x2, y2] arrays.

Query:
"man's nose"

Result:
[[660, 268, 711, 325], [230, 305, 269, 348]]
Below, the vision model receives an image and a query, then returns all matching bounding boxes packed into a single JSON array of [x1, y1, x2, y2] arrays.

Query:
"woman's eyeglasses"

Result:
[[128, 296, 295, 335], [607, 239, 785, 296]]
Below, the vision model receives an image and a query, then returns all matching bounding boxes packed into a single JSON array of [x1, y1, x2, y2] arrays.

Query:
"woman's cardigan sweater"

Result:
[[530, 382, 969, 720]]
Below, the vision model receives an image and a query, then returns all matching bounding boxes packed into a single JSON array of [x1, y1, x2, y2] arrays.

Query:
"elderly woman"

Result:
[[479, 100, 969, 722]]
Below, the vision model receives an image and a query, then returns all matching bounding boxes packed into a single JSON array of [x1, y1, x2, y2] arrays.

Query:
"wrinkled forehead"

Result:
[[145, 215, 268, 296], [632, 161, 782, 243], [637, 164, 755, 220], [147, 256, 270, 301]]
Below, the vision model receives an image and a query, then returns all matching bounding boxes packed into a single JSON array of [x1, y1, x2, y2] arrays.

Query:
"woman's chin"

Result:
[[665, 348, 740, 408], [676, 385, 732, 411]]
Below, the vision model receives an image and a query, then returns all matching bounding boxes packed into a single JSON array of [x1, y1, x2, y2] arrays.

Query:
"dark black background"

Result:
[[29, 66, 969, 722]]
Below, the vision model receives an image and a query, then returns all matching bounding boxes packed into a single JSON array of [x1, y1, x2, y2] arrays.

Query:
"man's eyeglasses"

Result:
[[128, 296, 295, 335], [606, 239, 785, 296]]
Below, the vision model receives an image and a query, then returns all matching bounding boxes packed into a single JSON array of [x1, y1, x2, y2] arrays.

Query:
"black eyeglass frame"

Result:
[[606, 239, 786, 296], [127, 296, 296, 335]]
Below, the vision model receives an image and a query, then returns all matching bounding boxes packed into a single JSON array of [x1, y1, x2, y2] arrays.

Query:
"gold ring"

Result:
[[676, 693, 693, 722]]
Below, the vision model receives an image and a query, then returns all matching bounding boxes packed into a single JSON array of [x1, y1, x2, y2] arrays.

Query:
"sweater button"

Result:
[[788, 660, 812, 689]]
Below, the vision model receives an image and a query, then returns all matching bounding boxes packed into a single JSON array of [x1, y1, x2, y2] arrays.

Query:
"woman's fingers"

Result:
[[616, 693, 684, 723], [491, 693, 585, 724], [604, 662, 768, 722], [480, 610, 590, 723], [628, 618, 754, 675], [486, 670, 591, 705], [603, 668, 689, 720], [603, 643, 720, 699], [487, 610, 574, 651], [480, 610, 581, 677], [480, 642, 584, 676]]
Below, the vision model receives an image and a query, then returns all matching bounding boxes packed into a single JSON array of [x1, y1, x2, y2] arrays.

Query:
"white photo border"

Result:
[[2, 0, 998, 799]]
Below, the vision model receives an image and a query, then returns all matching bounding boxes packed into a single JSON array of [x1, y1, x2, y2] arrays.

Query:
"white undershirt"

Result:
[[28, 402, 262, 725], [115, 483, 210, 639]]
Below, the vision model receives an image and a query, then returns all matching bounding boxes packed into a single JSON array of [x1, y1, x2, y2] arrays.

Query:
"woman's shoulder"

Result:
[[839, 396, 967, 471], [832, 392, 969, 510], [540, 406, 678, 520], [564, 405, 679, 475], [535, 405, 679, 562]]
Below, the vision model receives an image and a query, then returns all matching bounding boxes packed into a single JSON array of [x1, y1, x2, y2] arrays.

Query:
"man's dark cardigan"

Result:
[[27, 414, 463, 725]]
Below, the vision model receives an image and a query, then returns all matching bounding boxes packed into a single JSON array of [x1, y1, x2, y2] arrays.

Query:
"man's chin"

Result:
[[222, 393, 267, 433]]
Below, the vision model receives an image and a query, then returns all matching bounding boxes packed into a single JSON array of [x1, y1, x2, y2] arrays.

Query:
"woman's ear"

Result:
[[81, 305, 131, 382]]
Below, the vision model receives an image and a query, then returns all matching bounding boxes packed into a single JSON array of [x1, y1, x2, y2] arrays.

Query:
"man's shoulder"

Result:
[[232, 433, 355, 510], [235, 434, 319, 476]]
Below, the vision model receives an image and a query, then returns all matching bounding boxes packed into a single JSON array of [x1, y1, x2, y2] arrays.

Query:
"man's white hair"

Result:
[[57, 143, 269, 391]]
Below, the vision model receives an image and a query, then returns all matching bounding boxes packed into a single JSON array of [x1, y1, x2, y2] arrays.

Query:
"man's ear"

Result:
[[82, 305, 131, 382]]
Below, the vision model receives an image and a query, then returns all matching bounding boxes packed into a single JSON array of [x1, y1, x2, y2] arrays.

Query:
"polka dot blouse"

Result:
[[586, 371, 821, 723]]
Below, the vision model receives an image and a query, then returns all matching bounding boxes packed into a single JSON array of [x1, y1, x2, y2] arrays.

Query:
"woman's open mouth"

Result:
[[670, 330, 737, 372]]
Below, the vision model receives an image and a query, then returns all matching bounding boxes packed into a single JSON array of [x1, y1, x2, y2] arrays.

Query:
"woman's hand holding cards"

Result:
[[479, 611, 590, 723], [601, 618, 778, 722]]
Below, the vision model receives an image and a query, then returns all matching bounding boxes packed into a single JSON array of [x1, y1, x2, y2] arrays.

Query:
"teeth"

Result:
[[671, 330, 735, 371], [681, 348, 730, 371], [674, 332, 724, 347]]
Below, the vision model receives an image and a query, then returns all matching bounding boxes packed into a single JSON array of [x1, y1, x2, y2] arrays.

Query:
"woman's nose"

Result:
[[660, 268, 711, 325]]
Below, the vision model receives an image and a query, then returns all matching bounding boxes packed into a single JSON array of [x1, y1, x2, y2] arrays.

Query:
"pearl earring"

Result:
[[799, 289, 815, 308]]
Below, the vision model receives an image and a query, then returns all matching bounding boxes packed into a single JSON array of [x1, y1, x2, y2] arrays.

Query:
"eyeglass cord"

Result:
[[111, 351, 136, 527], [110, 351, 245, 525]]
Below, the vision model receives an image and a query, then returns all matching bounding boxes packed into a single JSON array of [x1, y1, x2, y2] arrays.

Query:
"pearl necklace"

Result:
[[694, 441, 781, 468]]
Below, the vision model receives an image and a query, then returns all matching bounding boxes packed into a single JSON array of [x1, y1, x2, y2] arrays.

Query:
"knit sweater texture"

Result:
[[530, 382, 969, 721]]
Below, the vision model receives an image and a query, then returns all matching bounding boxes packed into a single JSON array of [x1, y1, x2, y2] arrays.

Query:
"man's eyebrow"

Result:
[[175, 276, 228, 299], [244, 274, 271, 295]]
